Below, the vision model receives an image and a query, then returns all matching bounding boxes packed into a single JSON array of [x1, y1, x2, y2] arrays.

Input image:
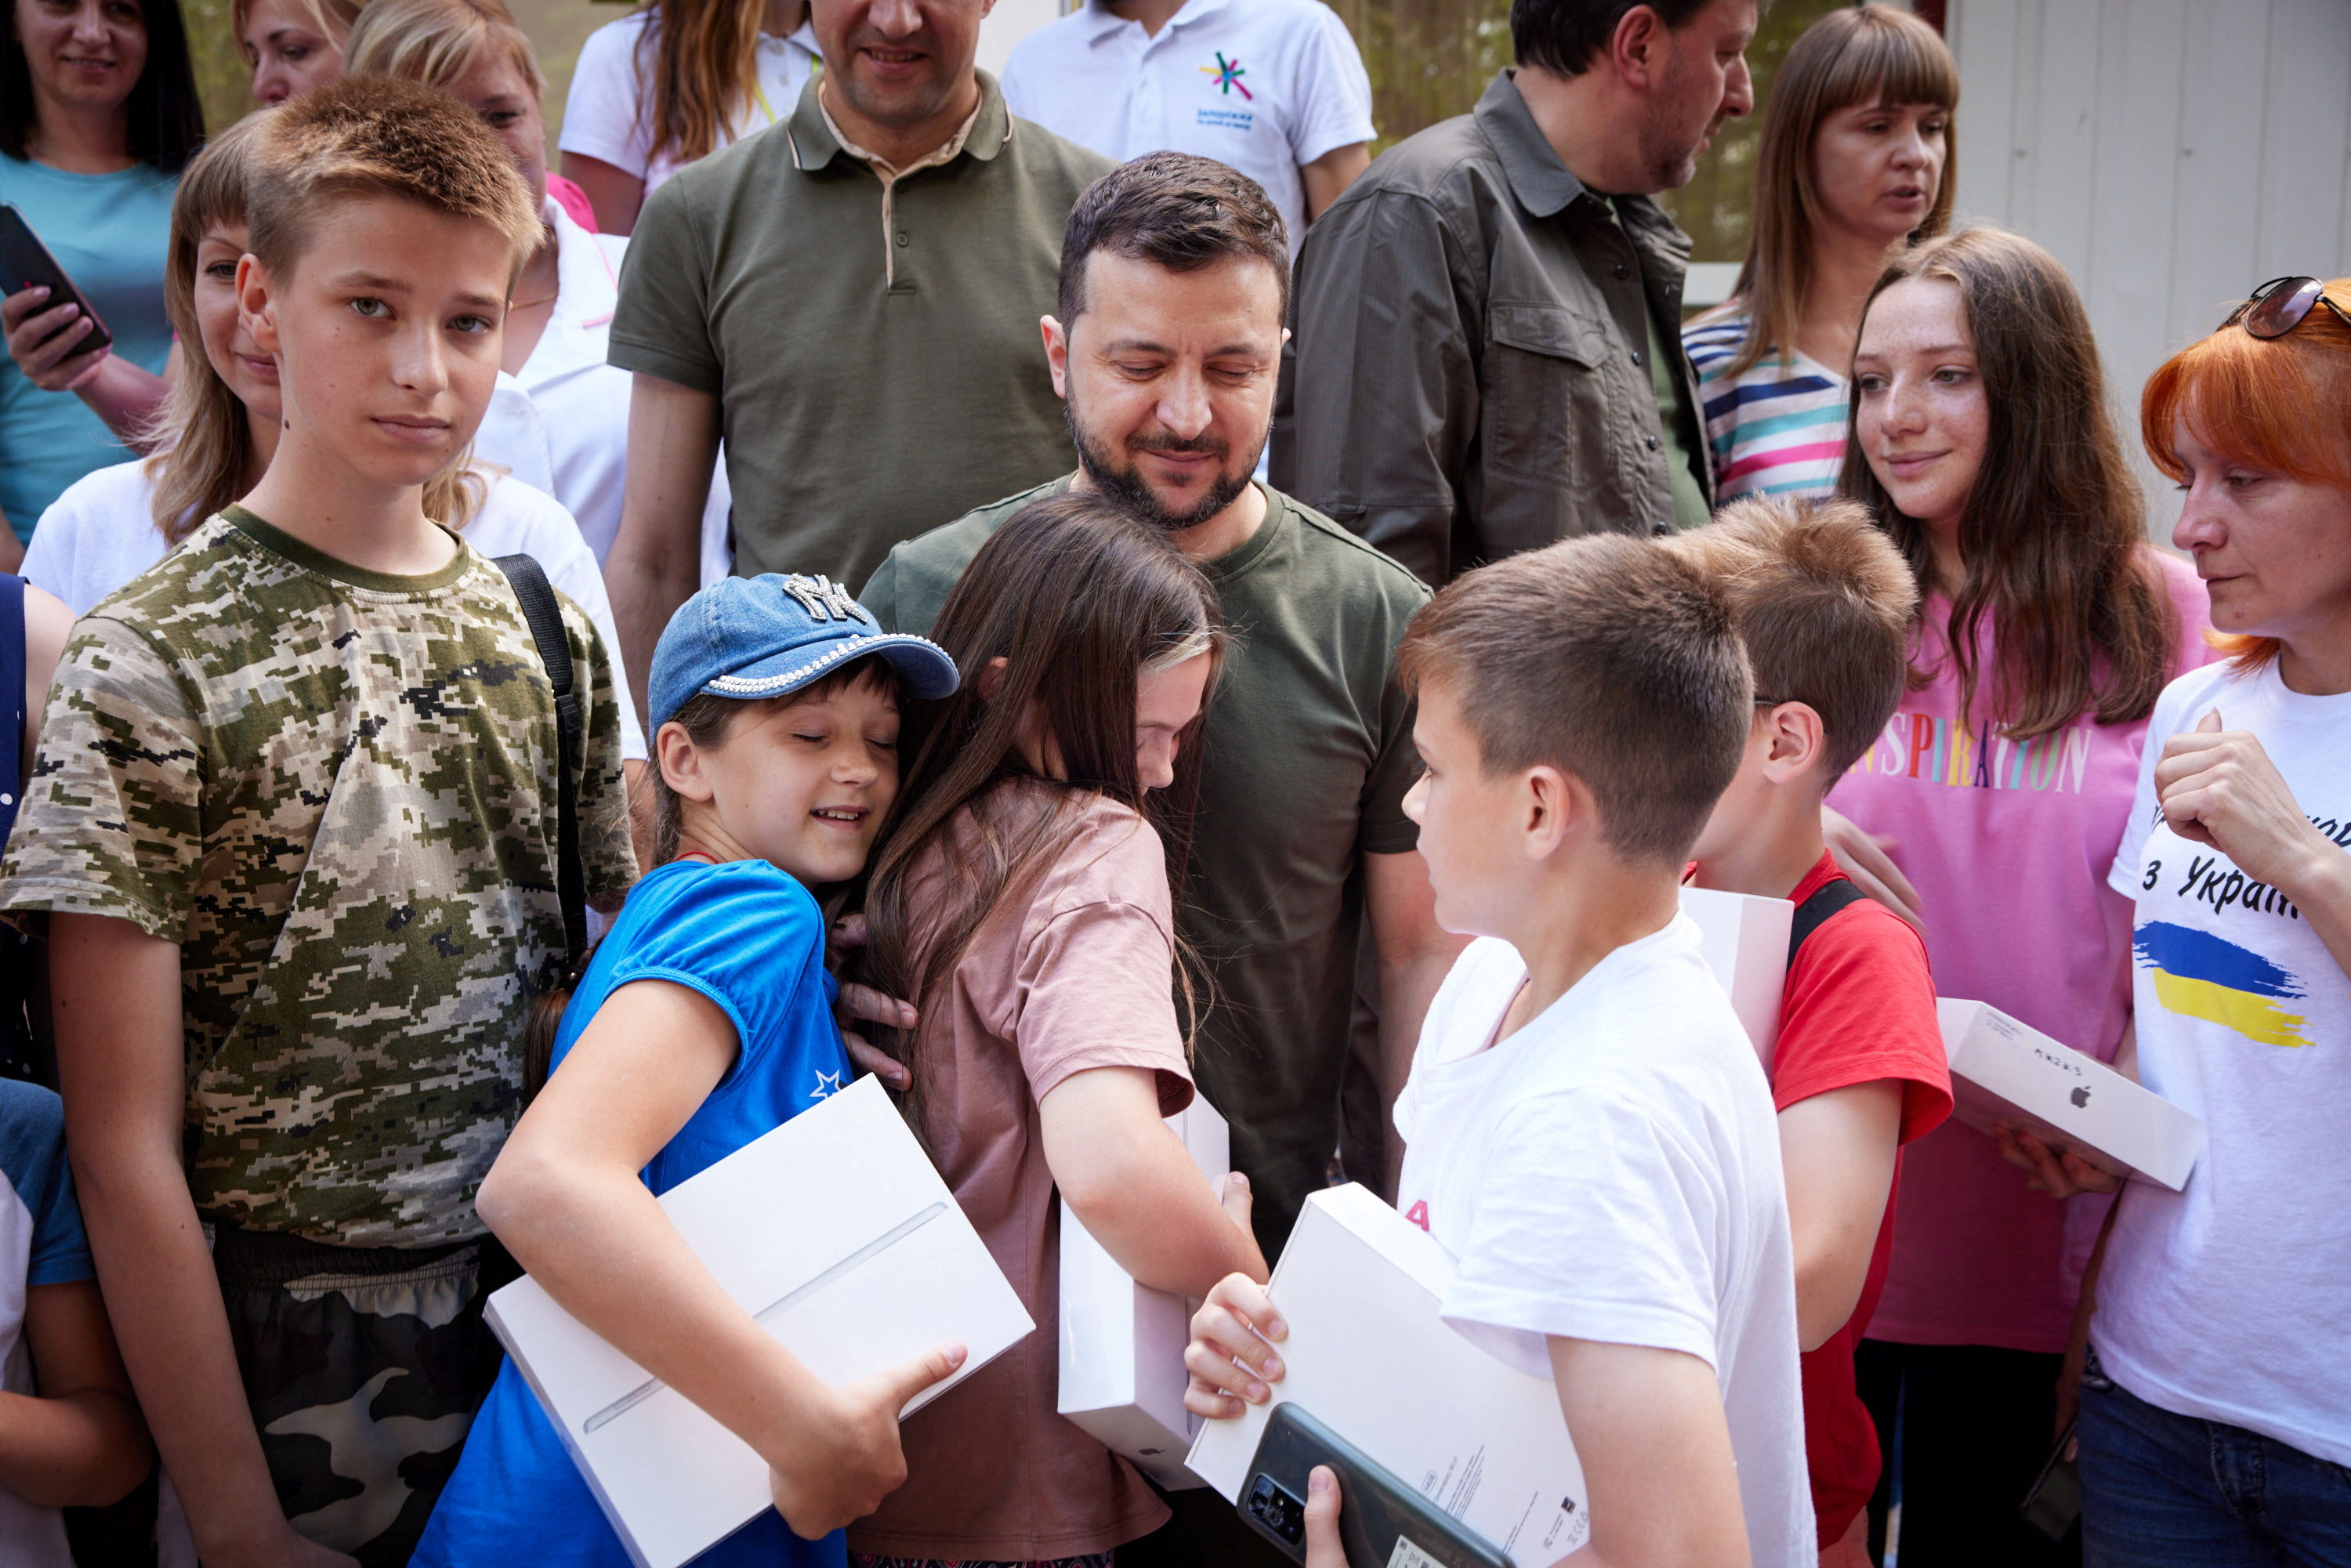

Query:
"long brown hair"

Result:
[[1719, 4, 1958, 379], [2142, 277, 2351, 673], [1837, 227, 2174, 740], [638, 0, 770, 169], [145, 109, 484, 545], [861, 492, 1223, 1129]]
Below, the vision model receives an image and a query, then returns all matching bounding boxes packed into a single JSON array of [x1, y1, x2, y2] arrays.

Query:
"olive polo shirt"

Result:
[[608, 74, 1115, 588], [862, 476, 1432, 1255]]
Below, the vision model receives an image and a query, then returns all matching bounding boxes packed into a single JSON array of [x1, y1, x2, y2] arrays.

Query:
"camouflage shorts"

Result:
[[212, 1225, 517, 1567]]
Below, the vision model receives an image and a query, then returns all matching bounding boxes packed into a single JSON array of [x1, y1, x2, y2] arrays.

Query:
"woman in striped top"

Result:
[[1685, 5, 1959, 502]]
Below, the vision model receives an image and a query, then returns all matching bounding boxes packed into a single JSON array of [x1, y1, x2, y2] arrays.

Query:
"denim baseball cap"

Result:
[[648, 573, 959, 730]]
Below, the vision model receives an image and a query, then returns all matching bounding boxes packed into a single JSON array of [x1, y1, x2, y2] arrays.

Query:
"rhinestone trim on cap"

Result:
[[701, 633, 949, 696]]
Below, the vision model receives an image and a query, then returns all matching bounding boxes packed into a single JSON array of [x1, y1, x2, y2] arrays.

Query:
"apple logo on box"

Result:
[[2070, 1086, 2091, 1109]]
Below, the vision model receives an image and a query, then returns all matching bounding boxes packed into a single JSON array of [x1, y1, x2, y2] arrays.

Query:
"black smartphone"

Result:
[[0, 203, 113, 356], [1239, 1403, 1511, 1568], [2020, 1419, 2081, 1542]]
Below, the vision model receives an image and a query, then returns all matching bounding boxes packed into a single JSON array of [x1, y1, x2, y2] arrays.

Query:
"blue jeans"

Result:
[[2080, 1351, 2351, 1567]]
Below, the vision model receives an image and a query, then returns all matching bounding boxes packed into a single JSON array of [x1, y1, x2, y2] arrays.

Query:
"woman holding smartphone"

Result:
[[0, 0, 199, 563]]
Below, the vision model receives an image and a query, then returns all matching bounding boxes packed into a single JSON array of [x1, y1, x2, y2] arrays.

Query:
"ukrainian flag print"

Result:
[[2133, 921, 2314, 1048]]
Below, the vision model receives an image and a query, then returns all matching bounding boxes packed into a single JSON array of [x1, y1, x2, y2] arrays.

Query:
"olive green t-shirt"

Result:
[[609, 74, 1115, 588], [863, 478, 1431, 1251]]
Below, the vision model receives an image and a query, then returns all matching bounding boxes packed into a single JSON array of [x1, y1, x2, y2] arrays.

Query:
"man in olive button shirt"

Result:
[[1275, 0, 1757, 585], [603, 0, 1114, 708]]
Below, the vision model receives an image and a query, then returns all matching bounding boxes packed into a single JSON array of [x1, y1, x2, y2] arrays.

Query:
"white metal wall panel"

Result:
[[1943, 0, 2351, 533]]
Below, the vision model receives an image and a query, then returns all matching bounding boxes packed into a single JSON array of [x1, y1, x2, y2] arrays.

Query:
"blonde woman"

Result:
[[1683, 5, 1958, 502], [559, 0, 816, 235], [238, 0, 599, 226], [346, 0, 732, 580], [235, 0, 360, 103]]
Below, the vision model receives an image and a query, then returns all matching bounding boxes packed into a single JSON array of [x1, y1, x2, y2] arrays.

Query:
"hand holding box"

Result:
[[1058, 1096, 1230, 1488], [484, 1076, 1034, 1568], [1186, 1184, 1590, 1568], [1938, 998, 2207, 1190]]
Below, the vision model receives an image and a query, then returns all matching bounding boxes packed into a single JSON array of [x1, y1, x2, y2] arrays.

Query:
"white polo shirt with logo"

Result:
[[1000, 0, 1375, 249]]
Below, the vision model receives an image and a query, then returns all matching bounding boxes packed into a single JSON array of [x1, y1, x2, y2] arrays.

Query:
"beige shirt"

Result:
[[849, 782, 1191, 1559]]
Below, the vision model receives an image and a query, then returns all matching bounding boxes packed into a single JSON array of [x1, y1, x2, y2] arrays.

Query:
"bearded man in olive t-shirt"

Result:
[[861, 153, 1462, 1260]]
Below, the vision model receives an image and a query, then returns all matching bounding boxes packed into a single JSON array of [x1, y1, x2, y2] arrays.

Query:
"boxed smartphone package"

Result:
[[1186, 1184, 1590, 1567], [1058, 1097, 1230, 1489], [484, 1075, 1034, 1568], [1680, 884, 1794, 1066], [1938, 998, 2208, 1190]]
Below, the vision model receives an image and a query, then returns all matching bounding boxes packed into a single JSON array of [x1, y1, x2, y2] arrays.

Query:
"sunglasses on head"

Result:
[[2223, 277, 2351, 339]]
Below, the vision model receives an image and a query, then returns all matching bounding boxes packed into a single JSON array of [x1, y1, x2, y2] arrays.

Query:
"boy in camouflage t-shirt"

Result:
[[0, 83, 635, 1565]]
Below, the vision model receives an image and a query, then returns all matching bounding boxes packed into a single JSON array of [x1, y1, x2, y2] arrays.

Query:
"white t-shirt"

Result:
[[2099, 657, 2351, 1465], [24, 460, 647, 762], [558, 9, 818, 194], [476, 196, 733, 584], [1000, 0, 1374, 250], [1393, 923, 1813, 1568]]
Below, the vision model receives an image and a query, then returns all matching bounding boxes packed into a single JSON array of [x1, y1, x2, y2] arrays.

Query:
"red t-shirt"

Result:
[[1772, 853, 1953, 1546]]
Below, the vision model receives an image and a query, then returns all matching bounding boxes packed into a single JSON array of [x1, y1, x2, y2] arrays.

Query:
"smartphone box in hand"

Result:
[[1680, 885, 1794, 1067], [1058, 1096, 1230, 1489], [1938, 998, 2208, 1190], [1186, 1184, 1591, 1567], [485, 1075, 1034, 1568]]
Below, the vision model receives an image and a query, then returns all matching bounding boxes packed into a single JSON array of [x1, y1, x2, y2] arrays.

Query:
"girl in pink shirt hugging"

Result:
[[850, 491, 1267, 1568], [1825, 227, 2215, 1566]]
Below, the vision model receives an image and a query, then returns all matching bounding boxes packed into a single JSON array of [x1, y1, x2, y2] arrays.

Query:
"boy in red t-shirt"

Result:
[[1672, 498, 1955, 1567]]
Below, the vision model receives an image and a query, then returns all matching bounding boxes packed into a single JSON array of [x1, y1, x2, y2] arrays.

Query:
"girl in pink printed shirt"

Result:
[[1825, 228, 2215, 1568]]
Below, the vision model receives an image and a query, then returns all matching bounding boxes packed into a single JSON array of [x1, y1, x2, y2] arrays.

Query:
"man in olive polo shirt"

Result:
[[603, 0, 1114, 706], [862, 154, 1464, 1263]]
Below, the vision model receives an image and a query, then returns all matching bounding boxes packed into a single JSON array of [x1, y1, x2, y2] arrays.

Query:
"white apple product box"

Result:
[[1681, 885, 1794, 1067], [1937, 998, 2208, 1191], [1058, 1096, 1230, 1489], [484, 1074, 1035, 1568], [1186, 1184, 1591, 1567]]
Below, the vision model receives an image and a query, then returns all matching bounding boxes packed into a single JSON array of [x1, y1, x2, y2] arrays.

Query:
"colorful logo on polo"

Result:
[[2133, 921, 2313, 1048], [1201, 51, 1252, 99]]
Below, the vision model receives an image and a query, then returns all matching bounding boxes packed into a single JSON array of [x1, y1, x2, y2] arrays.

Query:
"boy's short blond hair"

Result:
[[1668, 496, 1919, 780], [1398, 534, 1752, 866], [246, 74, 540, 282]]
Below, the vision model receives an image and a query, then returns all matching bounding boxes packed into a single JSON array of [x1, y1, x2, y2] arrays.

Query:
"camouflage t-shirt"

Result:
[[0, 507, 636, 1245]]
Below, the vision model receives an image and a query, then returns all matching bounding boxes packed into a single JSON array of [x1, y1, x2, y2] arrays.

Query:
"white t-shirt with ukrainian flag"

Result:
[[2098, 654, 2351, 1465]]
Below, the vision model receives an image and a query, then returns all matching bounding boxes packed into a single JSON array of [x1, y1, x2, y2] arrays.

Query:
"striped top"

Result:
[[1683, 308, 1852, 502]]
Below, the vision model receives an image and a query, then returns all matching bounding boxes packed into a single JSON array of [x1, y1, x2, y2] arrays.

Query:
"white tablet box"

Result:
[[1186, 1184, 1591, 1567], [484, 1074, 1035, 1568], [1057, 1096, 1230, 1489], [1938, 998, 2208, 1190], [1680, 885, 1794, 1066]]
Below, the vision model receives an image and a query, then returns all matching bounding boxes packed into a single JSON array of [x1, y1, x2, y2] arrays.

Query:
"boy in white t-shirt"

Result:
[[1184, 534, 1815, 1568]]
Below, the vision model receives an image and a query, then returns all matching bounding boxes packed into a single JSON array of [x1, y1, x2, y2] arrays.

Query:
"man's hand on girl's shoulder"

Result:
[[827, 911, 915, 1090]]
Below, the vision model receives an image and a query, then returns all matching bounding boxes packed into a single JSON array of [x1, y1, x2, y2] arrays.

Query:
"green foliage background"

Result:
[[187, 0, 1850, 263]]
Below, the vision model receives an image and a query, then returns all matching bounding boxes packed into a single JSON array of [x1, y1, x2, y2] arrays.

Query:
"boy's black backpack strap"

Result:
[[1787, 875, 1870, 969], [493, 553, 585, 967]]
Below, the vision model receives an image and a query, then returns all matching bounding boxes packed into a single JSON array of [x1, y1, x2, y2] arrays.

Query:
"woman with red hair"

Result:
[[2049, 277, 2351, 1566]]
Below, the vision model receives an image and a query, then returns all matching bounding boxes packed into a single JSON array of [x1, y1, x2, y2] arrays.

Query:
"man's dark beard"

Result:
[[1068, 402, 1261, 533]]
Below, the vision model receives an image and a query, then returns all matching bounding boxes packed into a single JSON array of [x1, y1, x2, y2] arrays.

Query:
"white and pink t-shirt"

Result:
[[1828, 549, 2214, 1352]]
